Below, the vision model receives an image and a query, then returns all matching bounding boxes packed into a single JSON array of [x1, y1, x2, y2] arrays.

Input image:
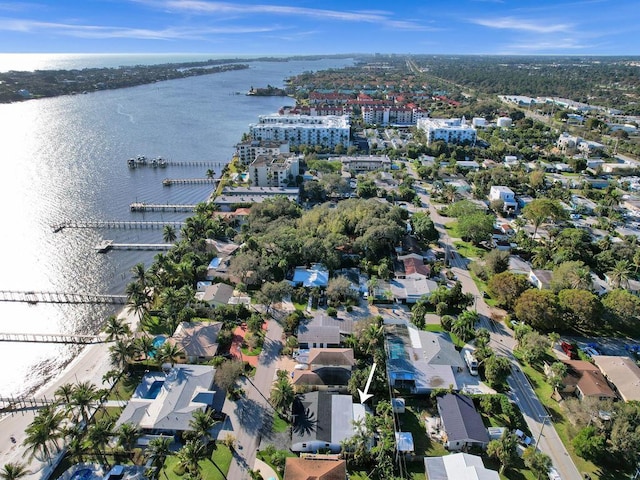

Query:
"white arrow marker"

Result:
[[358, 362, 377, 404]]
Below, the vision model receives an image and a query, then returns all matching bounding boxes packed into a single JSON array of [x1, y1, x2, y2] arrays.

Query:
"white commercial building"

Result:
[[248, 153, 300, 187], [235, 140, 289, 165], [416, 117, 476, 146], [249, 114, 350, 149], [340, 154, 391, 173]]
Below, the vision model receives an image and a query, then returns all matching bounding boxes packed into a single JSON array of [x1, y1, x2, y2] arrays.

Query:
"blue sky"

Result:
[[0, 0, 637, 55]]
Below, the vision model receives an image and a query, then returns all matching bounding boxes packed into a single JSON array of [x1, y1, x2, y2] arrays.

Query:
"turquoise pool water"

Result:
[[149, 335, 167, 358]]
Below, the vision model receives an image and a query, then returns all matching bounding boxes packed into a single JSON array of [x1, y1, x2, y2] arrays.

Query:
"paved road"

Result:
[[226, 316, 283, 480], [419, 183, 583, 480]]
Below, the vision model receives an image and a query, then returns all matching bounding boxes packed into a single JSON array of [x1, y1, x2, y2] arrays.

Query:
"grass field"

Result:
[[163, 444, 232, 480]]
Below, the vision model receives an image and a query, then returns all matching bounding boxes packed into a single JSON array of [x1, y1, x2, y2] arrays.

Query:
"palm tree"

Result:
[[109, 339, 134, 370], [102, 369, 121, 389], [104, 315, 132, 342], [162, 225, 177, 243], [176, 440, 207, 478], [188, 410, 218, 445], [133, 335, 154, 361], [131, 262, 148, 288], [126, 281, 151, 319], [270, 378, 295, 417], [145, 436, 172, 479], [607, 260, 632, 288], [486, 432, 518, 475], [156, 341, 183, 368], [116, 422, 140, 456], [54, 383, 75, 413], [86, 417, 114, 467], [0, 463, 31, 480], [70, 381, 99, 426], [23, 405, 65, 463], [205, 169, 215, 179]]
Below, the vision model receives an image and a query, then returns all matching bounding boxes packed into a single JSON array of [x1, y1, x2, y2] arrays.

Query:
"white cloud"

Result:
[[134, 0, 429, 30], [0, 17, 280, 40], [472, 16, 572, 34]]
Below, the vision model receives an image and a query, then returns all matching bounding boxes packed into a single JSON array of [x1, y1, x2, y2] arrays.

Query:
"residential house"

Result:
[[529, 269, 553, 290], [297, 326, 341, 349], [546, 360, 617, 401], [488, 186, 517, 212], [167, 322, 223, 364], [390, 254, 438, 303], [436, 393, 490, 451], [292, 264, 329, 288], [592, 356, 640, 402], [197, 282, 234, 307], [385, 320, 460, 393], [292, 348, 355, 392], [115, 365, 222, 436], [291, 391, 366, 453], [284, 457, 347, 480], [424, 452, 499, 480]]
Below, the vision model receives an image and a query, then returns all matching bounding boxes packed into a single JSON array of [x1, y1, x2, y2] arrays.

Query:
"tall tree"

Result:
[[270, 378, 295, 417], [523, 449, 552, 480], [145, 436, 172, 479], [607, 260, 632, 288], [70, 381, 99, 426], [176, 440, 207, 478], [487, 432, 519, 474], [522, 198, 566, 238], [0, 463, 31, 480], [514, 289, 561, 331], [188, 410, 218, 445], [116, 422, 140, 455], [22, 405, 65, 463], [162, 225, 178, 243], [104, 315, 132, 342]]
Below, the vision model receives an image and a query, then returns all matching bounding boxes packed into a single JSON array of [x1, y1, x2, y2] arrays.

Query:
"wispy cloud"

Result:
[[135, 0, 431, 30], [503, 38, 590, 53], [472, 16, 572, 33], [0, 17, 280, 40]]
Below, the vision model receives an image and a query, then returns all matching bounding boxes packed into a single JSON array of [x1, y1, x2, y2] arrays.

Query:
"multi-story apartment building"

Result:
[[235, 140, 289, 165], [249, 153, 300, 187], [417, 117, 477, 146], [249, 114, 350, 149]]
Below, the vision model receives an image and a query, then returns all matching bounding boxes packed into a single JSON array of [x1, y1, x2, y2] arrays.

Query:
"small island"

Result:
[[0, 59, 249, 103], [246, 84, 289, 96]]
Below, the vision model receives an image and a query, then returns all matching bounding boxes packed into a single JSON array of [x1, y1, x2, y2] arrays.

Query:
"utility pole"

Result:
[[536, 414, 552, 449]]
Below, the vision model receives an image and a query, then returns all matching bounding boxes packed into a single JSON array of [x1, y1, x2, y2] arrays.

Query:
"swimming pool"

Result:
[[145, 380, 164, 399], [149, 336, 167, 358], [70, 469, 93, 480]]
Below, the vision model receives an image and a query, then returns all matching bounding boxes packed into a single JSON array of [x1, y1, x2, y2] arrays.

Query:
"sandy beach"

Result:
[[0, 308, 140, 480]]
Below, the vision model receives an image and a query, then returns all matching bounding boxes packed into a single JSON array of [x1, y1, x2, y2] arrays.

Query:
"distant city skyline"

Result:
[[0, 0, 637, 56]]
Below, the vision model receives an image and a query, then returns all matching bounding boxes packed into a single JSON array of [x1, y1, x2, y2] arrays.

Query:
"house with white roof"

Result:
[[115, 365, 222, 436], [424, 452, 499, 480]]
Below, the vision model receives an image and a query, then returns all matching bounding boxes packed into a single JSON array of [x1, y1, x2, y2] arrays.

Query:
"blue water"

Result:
[[146, 380, 164, 399], [70, 469, 93, 480], [149, 336, 167, 358], [0, 54, 354, 397]]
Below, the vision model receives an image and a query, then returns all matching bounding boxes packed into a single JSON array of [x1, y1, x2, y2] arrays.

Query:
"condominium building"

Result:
[[235, 140, 290, 165], [249, 153, 300, 187], [340, 154, 391, 174], [417, 117, 476, 146], [249, 114, 351, 148]]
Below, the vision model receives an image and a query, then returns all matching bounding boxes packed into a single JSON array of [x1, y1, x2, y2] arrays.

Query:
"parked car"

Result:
[[561, 341, 579, 359], [582, 346, 600, 357], [548, 467, 562, 480]]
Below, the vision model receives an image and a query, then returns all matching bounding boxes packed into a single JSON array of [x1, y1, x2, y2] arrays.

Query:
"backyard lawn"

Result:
[[162, 444, 232, 480]]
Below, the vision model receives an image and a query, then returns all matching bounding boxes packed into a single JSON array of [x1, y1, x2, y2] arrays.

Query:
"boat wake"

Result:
[[116, 104, 135, 123]]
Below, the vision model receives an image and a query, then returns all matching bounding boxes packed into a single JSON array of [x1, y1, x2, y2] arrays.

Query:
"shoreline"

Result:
[[0, 307, 140, 479]]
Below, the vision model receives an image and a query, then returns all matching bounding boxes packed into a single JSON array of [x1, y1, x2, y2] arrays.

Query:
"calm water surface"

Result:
[[0, 55, 352, 396]]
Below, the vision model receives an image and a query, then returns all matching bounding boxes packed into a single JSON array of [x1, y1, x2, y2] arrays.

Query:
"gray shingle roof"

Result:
[[437, 393, 489, 444]]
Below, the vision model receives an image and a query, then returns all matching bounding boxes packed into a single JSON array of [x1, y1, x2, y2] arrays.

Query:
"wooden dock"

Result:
[[52, 220, 185, 233], [162, 178, 219, 186], [95, 240, 173, 253], [1, 395, 58, 413], [130, 202, 197, 212], [0, 332, 105, 344], [0, 290, 127, 305]]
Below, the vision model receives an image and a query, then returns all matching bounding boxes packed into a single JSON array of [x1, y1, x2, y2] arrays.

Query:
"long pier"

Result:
[[0, 332, 105, 344], [1, 395, 57, 412], [52, 220, 185, 233], [95, 240, 173, 253], [162, 178, 219, 186], [130, 202, 197, 212], [0, 290, 127, 305], [130, 159, 226, 168]]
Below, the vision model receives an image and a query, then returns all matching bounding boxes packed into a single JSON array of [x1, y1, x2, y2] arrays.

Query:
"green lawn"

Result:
[[240, 345, 262, 356], [257, 448, 297, 480], [423, 323, 464, 349], [517, 362, 607, 479], [271, 414, 290, 433], [453, 240, 486, 260], [162, 444, 232, 480]]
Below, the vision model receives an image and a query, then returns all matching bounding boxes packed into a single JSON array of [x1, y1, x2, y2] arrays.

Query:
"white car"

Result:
[[548, 467, 562, 480]]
